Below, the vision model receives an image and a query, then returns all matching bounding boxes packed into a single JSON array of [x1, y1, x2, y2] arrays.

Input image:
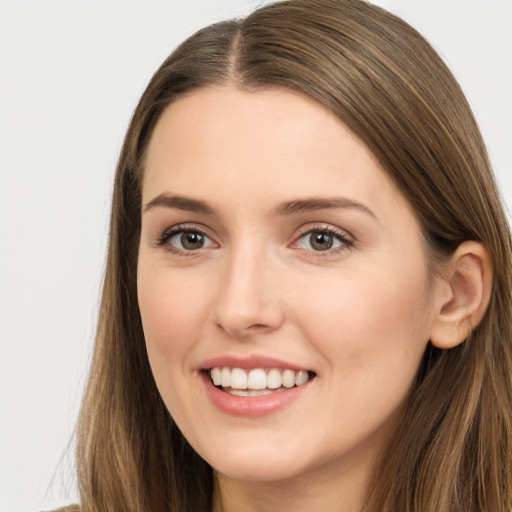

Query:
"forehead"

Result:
[[142, 85, 412, 222], [144, 85, 355, 179]]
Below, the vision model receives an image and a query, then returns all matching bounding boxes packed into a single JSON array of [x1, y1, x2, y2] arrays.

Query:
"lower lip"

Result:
[[200, 372, 312, 417]]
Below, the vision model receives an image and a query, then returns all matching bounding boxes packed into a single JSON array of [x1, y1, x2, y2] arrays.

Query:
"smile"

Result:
[[209, 367, 313, 396]]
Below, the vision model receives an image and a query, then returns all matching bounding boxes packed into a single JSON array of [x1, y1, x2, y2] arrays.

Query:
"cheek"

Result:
[[137, 266, 213, 428], [137, 267, 209, 369], [296, 266, 433, 380]]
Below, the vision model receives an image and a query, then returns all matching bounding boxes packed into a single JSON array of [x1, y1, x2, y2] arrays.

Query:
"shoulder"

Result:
[[42, 507, 80, 512]]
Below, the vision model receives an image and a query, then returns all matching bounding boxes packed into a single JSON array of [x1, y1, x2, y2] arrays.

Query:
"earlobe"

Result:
[[429, 241, 493, 349]]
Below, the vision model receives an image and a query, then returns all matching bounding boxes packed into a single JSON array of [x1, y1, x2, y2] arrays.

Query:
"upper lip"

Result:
[[200, 354, 311, 372]]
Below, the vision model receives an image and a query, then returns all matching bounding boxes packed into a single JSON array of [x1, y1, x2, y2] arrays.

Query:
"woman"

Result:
[[68, 0, 512, 511]]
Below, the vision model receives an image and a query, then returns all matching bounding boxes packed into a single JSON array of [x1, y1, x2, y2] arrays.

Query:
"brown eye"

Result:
[[166, 230, 214, 252], [180, 232, 205, 250], [297, 229, 349, 253], [309, 232, 334, 251]]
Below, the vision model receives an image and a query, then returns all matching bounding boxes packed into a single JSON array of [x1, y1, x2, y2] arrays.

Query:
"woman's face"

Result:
[[138, 86, 442, 486]]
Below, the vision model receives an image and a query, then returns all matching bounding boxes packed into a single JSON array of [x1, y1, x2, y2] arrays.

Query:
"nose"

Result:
[[211, 245, 284, 338]]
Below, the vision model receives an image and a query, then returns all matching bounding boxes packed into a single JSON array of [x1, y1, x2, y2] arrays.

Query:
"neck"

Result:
[[211, 459, 374, 512]]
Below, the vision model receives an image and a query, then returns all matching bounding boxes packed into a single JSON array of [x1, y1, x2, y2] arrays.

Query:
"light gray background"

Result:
[[1, 1, 510, 510]]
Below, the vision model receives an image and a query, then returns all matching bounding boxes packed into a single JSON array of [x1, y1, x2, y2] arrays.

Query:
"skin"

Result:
[[137, 85, 447, 512]]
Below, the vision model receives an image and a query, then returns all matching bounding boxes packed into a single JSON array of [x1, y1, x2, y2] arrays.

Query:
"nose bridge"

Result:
[[212, 237, 282, 336]]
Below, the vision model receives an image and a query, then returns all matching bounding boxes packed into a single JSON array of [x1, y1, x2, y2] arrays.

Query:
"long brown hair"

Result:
[[75, 1, 512, 510]]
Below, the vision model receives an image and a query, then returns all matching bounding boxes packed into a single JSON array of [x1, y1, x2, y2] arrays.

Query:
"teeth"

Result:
[[267, 368, 282, 389], [230, 368, 248, 389], [247, 368, 267, 390], [211, 367, 222, 386], [221, 367, 231, 387], [295, 370, 309, 386], [282, 369, 295, 388], [209, 367, 311, 392], [228, 388, 275, 397]]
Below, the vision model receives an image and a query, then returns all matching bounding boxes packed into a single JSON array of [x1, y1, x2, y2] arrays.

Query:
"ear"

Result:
[[429, 241, 493, 349]]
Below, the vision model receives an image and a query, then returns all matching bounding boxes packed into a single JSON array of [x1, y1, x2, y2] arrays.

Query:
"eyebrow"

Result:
[[142, 193, 377, 221], [143, 193, 214, 214], [274, 197, 378, 221]]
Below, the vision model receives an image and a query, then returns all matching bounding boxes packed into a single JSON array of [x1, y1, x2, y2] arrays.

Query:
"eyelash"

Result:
[[155, 224, 354, 256], [294, 225, 354, 256], [156, 224, 214, 256]]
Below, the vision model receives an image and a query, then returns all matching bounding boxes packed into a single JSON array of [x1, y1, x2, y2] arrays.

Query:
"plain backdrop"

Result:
[[1, 1, 511, 510]]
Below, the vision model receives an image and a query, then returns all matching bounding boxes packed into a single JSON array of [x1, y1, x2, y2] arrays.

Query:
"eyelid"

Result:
[[156, 223, 218, 253], [291, 223, 354, 253], [153, 222, 353, 256]]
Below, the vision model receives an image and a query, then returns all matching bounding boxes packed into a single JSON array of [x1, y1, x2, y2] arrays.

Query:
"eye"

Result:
[[171, 231, 211, 250], [157, 226, 216, 253], [296, 228, 351, 252]]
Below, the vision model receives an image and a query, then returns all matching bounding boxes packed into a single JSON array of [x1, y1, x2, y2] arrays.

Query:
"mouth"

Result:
[[206, 367, 316, 397]]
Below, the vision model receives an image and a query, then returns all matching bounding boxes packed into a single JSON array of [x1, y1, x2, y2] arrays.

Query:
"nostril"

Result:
[[213, 318, 280, 337], [248, 323, 273, 330], [211, 277, 285, 337]]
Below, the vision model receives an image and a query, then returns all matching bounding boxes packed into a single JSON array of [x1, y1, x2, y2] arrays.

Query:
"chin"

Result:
[[198, 436, 321, 483], [213, 458, 307, 483]]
